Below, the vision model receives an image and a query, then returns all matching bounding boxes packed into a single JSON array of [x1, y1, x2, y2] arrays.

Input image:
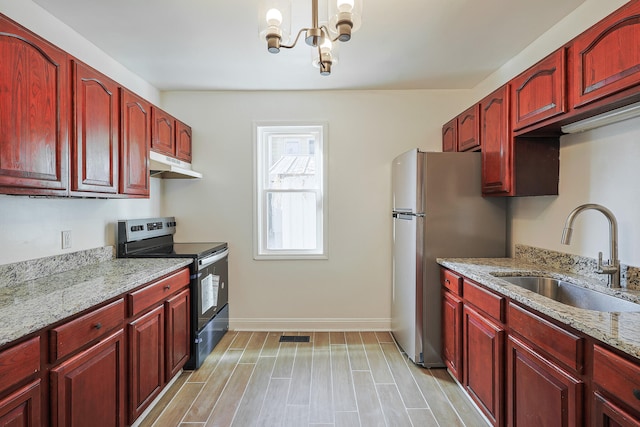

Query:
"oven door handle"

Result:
[[198, 249, 229, 269]]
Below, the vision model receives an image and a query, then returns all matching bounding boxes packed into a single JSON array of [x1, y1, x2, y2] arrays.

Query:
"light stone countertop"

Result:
[[437, 257, 640, 360], [0, 257, 192, 348]]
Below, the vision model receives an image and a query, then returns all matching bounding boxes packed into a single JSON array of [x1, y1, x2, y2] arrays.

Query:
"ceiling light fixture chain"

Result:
[[259, 0, 362, 76]]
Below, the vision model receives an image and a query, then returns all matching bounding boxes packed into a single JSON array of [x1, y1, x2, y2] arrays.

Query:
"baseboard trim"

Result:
[[231, 318, 391, 331]]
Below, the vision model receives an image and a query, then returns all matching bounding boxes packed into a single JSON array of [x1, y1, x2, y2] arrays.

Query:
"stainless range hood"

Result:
[[561, 101, 640, 134], [149, 151, 203, 179]]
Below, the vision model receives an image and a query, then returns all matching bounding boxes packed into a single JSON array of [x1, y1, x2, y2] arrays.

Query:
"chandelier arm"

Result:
[[279, 28, 310, 49], [320, 25, 341, 43]]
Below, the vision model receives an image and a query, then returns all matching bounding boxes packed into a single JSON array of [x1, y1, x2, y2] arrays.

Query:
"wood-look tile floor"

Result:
[[139, 331, 488, 427]]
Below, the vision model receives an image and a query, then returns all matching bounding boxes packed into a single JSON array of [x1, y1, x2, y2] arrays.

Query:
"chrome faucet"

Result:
[[561, 203, 620, 288]]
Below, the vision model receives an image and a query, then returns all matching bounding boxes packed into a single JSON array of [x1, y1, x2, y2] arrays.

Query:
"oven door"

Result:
[[196, 249, 229, 331]]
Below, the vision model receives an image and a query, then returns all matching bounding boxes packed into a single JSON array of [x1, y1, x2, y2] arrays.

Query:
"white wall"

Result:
[[0, 1, 164, 264], [0, 184, 163, 264], [160, 90, 470, 330], [510, 118, 640, 267]]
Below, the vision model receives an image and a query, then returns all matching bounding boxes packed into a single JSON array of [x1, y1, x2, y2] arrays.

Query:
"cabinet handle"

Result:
[[445, 279, 450, 284], [94, 323, 102, 330], [164, 285, 171, 290], [633, 389, 640, 400]]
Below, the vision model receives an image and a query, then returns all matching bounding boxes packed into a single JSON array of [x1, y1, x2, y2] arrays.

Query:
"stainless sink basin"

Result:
[[496, 276, 640, 312]]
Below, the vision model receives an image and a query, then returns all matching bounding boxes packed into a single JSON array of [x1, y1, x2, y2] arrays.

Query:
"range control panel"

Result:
[[117, 217, 177, 243]]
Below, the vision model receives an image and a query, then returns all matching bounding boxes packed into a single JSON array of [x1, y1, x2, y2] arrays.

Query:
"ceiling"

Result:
[[32, 0, 586, 91]]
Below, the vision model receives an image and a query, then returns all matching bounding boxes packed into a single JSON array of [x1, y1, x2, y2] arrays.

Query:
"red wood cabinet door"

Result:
[[442, 118, 458, 152], [442, 290, 463, 381], [463, 305, 505, 426], [457, 105, 480, 152], [71, 60, 119, 195], [572, 0, 640, 108], [166, 289, 190, 380], [0, 380, 41, 427], [481, 85, 512, 196], [176, 120, 193, 162], [506, 336, 583, 427], [128, 305, 165, 423], [151, 107, 175, 157], [0, 16, 69, 195], [50, 329, 125, 427], [511, 48, 567, 131], [120, 88, 150, 197], [594, 392, 640, 427]]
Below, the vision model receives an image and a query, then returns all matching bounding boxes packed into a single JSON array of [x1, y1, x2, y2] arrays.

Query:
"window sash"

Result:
[[255, 123, 327, 259]]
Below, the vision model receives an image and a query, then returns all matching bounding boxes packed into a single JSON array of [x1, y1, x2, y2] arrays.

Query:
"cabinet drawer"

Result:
[[508, 303, 584, 373], [50, 299, 124, 362], [593, 344, 640, 413], [128, 268, 190, 317], [0, 337, 40, 394], [441, 269, 462, 295], [463, 279, 505, 322]]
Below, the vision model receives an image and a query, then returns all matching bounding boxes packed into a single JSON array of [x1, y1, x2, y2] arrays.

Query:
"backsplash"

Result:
[[515, 244, 640, 290], [0, 246, 114, 286]]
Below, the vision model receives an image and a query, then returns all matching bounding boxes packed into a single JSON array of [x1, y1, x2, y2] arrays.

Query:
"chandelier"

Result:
[[259, 0, 363, 76]]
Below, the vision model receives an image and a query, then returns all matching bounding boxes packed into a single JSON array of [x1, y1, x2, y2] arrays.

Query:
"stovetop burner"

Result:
[[134, 242, 228, 258]]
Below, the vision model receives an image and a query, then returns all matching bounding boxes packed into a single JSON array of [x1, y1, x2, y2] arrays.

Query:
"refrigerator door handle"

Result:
[[393, 211, 425, 220]]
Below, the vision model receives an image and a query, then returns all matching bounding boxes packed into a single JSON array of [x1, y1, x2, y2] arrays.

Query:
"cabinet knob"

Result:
[[445, 279, 450, 284], [164, 285, 171, 290], [94, 323, 102, 330], [633, 389, 640, 400]]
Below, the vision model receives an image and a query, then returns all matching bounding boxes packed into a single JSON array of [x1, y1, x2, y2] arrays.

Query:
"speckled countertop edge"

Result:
[[437, 257, 640, 360], [0, 257, 192, 347]]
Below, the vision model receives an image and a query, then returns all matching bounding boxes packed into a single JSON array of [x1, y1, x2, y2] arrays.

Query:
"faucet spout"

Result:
[[561, 203, 620, 287]]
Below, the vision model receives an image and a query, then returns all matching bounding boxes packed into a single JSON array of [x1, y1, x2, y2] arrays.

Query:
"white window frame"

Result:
[[253, 122, 328, 260]]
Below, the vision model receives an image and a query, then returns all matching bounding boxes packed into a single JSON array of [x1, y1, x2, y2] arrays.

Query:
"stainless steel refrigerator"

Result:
[[391, 149, 506, 366]]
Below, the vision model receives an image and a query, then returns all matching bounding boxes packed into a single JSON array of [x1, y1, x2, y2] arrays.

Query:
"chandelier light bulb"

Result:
[[337, 0, 354, 12], [266, 8, 283, 26], [320, 37, 332, 52]]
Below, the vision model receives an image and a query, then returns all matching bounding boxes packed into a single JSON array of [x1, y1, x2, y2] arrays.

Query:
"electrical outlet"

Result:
[[62, 230, 72, 249]]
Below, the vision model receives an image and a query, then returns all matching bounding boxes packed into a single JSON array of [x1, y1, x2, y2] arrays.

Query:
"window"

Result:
[[254, 123, 327, 259]]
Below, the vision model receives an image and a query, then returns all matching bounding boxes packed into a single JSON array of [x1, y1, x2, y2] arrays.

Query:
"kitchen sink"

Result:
[[495, 275, 640, 312]]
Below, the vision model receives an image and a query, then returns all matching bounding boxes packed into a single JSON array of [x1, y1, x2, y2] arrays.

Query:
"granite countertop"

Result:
[[437, 256, 640, 360], [0, 256, 192, 347]]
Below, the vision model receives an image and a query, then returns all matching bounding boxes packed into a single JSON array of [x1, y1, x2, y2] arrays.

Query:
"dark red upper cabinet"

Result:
[[457, 105, 481, 152], [175, 121, 193, 163], [151, 108, 193, 163], [71, 60, 119, 195], [0, 15, 69, 195], [572, 0, 640, 108], [481, 86, 512, 196], [442, 118, 458, 152], [511, 48, 567, 131], [120, 89, 150, 197], [151, 107, 175, 157]]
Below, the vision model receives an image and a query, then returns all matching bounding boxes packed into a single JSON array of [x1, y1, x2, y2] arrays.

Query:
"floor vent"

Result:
[[279, 335, 310, 343]]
